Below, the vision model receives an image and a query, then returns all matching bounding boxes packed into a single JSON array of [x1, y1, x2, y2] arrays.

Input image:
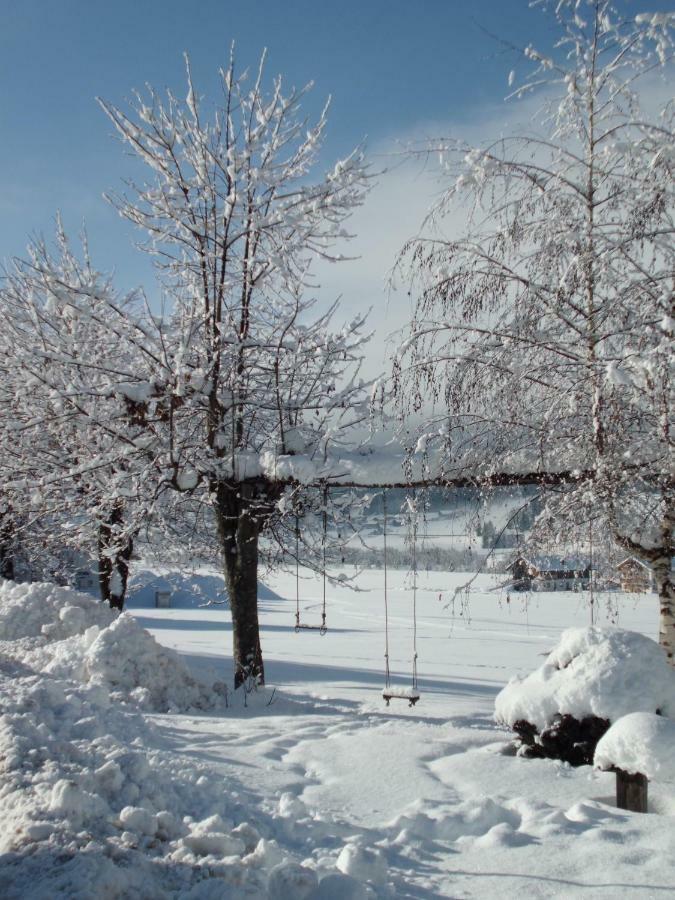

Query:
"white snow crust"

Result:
[[495, 626, 675, 731], [595, 712, 675, 781]]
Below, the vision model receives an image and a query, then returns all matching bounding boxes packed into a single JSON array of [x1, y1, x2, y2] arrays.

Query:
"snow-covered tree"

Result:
[[393, 3, 674, 657], [98, 51, 371, 686], [0, 222, 158, 608]]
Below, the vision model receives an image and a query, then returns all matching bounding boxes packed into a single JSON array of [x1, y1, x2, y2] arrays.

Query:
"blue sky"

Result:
[[0, 0, 671, 371], [0, 1, 557, 282]]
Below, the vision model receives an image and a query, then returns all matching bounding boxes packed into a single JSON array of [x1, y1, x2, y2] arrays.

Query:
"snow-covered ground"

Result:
[[1, 566, 673, 898]]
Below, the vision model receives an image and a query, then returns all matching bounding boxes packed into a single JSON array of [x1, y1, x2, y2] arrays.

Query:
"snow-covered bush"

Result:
[[595, 712, 675, 782], [495, 627, 675, 765]]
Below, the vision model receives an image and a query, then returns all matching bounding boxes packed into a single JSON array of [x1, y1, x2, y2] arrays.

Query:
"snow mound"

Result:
[[495, 626, 675, 732], [0, 658, 267, 897], [267, 861, 318, 899], [0, 578, 114, 640], [126, 567, 228, 608], [595, 712, 675, 781], [83, 613, 226, 711], [311, 872, 369, 900], [0, 579, 226, 713], [0, 652, 381, 898], [336, 843, 388, 886]]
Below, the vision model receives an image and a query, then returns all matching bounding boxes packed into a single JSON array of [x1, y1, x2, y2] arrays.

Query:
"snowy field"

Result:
[[1, 567, 673, 898]]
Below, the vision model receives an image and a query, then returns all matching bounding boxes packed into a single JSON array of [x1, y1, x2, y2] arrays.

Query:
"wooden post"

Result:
[[615, 769, 648, 813]]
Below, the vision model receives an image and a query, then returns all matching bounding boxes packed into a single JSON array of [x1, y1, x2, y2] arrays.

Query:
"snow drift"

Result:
[[0, 578, 226, 713], [0, 579, 113, 642], [0, 578, 386, 898], [0, 646, 293, 898]]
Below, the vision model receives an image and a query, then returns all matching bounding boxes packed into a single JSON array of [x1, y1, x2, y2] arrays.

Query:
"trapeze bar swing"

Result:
[[294, 485, 328, 635], [382, 488, 420, 708]]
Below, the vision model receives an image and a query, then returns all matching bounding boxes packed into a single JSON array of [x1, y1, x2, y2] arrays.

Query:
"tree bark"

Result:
[[0, 548, 14, 581], [215, 482, 265, 690], [653, 500, 674, 665], [98, 503, 133, 611], [0, 508, 15, 580]]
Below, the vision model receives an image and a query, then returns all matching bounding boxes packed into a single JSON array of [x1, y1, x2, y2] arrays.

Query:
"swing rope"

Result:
[[320, 483, 328, 634], [383, 489, 391, 689], [411, 489, 419, 692], [294, 487, 328, 635], [382, 487, 420, 707], [295, 510, 301, 630]]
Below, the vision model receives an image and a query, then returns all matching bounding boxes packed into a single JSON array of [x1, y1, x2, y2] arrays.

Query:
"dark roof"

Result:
[[616, 556, 651, 572]]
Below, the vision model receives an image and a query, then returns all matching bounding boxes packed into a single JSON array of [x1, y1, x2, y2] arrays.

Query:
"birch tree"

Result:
[[98, 51, 371, 687], [394, 2, 674, 657]]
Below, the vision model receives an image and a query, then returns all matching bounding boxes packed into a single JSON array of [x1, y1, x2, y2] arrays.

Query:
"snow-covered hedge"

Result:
[[495, 627, 675, 764], [0, 578, 226, 712]]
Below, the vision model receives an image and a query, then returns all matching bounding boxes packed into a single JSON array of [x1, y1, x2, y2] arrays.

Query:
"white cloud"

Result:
[[311, 68, 674, 382], [310, 94, 543, 381]]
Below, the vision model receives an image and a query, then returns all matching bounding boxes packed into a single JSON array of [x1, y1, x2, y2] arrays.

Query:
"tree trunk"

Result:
[[0, 509, 15, 580], [0, 542, 14, 580], [98, 503, 133, 611], [0, 550, 14, 581], [612, 496, 674, 666], [653, 501, 674, 665], [215, 482, 265, 690]]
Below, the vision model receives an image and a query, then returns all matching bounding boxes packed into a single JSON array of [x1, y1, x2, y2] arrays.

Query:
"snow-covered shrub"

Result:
[[495, 627, 675, 765], [595, 712, 675, 782]]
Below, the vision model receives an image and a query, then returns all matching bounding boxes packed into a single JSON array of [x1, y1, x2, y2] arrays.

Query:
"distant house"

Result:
[[508, 554, 592, 592], [615, 557, 654, 593]]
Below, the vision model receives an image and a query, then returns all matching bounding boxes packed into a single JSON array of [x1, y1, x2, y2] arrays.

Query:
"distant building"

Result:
[[508, 554, 592, 592], [615, 557, 654, 593]]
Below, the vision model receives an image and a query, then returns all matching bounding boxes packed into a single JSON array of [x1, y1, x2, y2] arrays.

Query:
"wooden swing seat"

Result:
[[295, 622, 328, 635], [382, 690, 420, 708]]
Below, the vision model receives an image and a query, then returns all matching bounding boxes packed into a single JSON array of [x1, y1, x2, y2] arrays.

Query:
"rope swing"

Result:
[[294, 485, 328, 635], [382, 488, 420, 708]]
